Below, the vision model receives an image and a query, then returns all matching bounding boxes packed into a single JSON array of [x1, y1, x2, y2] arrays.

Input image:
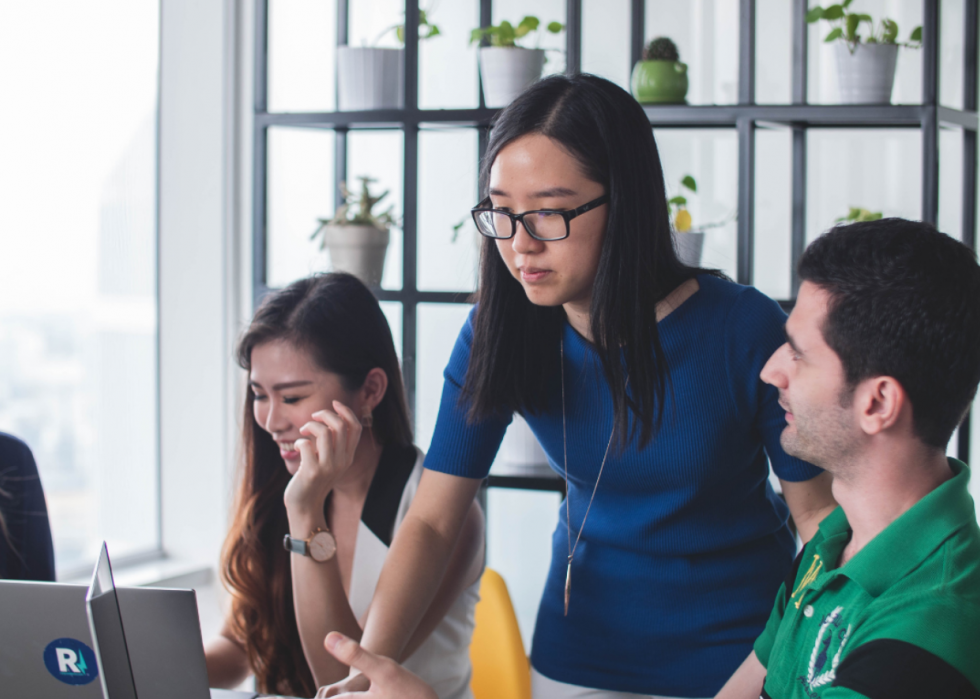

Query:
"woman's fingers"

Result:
[[300, 419, 333, 466], [331, 401, 364, 454], [295, 437, 316, 469]]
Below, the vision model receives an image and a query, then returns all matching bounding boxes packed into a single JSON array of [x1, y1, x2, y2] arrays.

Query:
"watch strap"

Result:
[[283, 533, 309, 556]]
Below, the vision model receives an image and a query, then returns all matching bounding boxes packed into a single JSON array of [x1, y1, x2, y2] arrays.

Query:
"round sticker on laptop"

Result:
[[43, 638, 99, 685]]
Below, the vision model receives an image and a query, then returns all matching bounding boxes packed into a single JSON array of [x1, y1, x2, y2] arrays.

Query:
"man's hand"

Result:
[[315, 633, 437, 699]]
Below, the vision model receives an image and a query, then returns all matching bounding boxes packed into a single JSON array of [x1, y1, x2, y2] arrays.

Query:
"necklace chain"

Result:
[[561, 335, 622, 616]]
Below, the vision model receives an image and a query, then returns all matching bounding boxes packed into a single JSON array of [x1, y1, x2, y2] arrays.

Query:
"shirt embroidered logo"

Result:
[[790, 554, 823, 609], [804, 606, 851, 692]]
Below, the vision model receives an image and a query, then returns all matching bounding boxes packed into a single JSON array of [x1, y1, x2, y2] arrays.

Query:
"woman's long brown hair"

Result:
[[221, 273, 412, 696]]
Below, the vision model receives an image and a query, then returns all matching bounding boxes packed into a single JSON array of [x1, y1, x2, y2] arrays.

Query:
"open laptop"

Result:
[[0, 544, 263, 699], [85, 542, 265, 699]]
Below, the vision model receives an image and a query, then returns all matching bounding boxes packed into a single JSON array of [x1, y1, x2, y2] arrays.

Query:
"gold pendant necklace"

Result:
[[560, 335, 621, 616]]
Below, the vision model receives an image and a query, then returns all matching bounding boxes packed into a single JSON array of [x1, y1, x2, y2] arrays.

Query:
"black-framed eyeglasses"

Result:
[[470, 194, 609, 241]]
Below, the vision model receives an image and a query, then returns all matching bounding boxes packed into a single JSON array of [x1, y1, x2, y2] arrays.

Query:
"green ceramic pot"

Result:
[[630, 60, 689, 104]]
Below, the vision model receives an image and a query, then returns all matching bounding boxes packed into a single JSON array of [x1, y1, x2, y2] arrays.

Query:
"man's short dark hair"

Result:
[[799, 218, 980, 449]]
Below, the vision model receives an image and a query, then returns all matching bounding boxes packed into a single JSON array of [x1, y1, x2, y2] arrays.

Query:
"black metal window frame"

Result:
[[252, 0, 979, 491]]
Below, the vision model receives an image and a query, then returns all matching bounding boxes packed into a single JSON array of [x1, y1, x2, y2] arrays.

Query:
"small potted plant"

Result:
[[807, 2, 921, 104], [668, 175, 735, 266], [310, 176, 398, 286], [337, 9, 440, 111], [631, 37, 689, 104], [470, 16, 564, 108]]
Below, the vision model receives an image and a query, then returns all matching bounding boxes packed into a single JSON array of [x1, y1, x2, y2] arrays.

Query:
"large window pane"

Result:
[[417, 303, 472, 451], [348, 130, 405, 290], [806, 130, 922, 243], [807, 0, 922, 105], [0, 1, 159, 574], [420, 1, 480, 109], [582, 0, 632, 90], [267, 127, 335, 288], [755, 0, 793, 104], [940, 0, 965, 110], [268, 0, 338, 113], [645, 0, 740, 105], [754, 127, 793, 300], [655, 129, 739, 280], [939, 126, 964, 240], [419, 128, 480, 292]]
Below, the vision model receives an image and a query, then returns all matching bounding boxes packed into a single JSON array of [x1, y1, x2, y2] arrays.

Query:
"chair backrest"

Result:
[[469, 568, 531, 699]]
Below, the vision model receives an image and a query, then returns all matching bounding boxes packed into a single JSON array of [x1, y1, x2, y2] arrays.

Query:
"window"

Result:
[[0, 1, 160, 576]]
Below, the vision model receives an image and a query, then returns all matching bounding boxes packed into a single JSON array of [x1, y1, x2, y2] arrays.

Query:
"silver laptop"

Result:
[[0, 544, 261, 699]]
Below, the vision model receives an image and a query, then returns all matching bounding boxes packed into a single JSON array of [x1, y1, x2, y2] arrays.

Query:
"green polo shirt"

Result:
[[754, 458, 980, 699]]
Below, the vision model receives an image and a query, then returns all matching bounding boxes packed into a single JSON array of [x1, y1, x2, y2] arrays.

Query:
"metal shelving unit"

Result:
[[252, 0, 978, 491]]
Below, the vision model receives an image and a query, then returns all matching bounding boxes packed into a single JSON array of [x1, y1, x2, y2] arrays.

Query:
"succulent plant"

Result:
[[311, 176, 398, 248], [642, 37, 680, 62]]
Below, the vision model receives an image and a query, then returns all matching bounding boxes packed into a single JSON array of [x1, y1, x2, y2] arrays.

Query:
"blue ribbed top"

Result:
[[424, 275, 821, 696]]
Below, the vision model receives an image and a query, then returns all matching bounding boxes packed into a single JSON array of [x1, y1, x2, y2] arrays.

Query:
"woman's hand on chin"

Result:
[[283, 400, 363, 516], [315, 633, 437, 699]]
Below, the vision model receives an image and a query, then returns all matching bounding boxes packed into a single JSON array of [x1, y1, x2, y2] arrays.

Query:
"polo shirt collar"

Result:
[[827, 458, 975, 597]]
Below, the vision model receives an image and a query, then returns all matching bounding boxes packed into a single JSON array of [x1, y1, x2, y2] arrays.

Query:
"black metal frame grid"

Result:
[[252, 0, 979, 491]]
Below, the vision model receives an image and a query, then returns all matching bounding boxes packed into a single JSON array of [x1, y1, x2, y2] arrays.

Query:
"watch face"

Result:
[[309, 530, 337, 562]]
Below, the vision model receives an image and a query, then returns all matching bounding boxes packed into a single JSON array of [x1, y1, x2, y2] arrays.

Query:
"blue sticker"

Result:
[[43, 638, 99, 685]]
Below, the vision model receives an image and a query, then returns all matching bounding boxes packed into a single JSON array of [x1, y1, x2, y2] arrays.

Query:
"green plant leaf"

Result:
[[498, 20, 516, 46], [469, 27, 486, 45], [668, 195, 687, 206], [805, 6, 824, 23], [419, 9, 428, 23], [517, 16, 540, 33], [396, 25, 405, 43], [824, 27, 844, 42], [867, 212, 883, 220], [547, 21, 564, 34], [846, 13, 860, 40], [425, 25, 441, 38], [842, 0, 853, 7], [681, 175, 697, 192], [822, 5, 845, 20], [910, 26, 922, 42], [881, 18, 898, 43]]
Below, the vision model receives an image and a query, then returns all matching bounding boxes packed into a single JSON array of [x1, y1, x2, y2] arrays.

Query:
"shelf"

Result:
[[255, 103, 979, 132]]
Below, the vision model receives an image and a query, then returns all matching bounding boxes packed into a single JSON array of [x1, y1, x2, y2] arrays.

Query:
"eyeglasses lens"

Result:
[[525, 212, 566, 240]]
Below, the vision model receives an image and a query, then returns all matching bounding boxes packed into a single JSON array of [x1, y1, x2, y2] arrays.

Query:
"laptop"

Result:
[[84, 542, 265, 699], [0, 544, 262, 699]]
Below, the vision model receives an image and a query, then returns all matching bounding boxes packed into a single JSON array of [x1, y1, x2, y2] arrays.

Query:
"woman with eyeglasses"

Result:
[[320, 74, 836, 699]]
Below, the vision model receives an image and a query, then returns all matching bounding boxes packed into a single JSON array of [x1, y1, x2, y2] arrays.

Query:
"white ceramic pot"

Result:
[[834, 42, 899, 104], [479, 47, 546, 108], [321, 224, 390, 286], [673, 230, 705, 267], [337, 47, 404, 111]]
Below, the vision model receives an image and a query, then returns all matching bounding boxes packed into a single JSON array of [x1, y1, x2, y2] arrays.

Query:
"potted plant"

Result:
[[668, 175, 735, 266], [310, 177, 398, 286], [807, 2, 921, 104], [631, 37, 689, 105], [470, 16, 564, 108], [337, 9, 440, 111]]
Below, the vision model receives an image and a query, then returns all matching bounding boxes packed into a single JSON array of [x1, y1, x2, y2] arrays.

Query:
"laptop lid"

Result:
[[86, 542, 139, 699]]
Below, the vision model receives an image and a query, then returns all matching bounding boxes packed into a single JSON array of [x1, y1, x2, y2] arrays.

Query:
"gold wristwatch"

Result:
[[283, 528, 337, 562]]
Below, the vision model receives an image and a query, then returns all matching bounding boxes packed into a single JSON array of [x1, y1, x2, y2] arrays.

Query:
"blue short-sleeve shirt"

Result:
[[425, 275, 821, 696]]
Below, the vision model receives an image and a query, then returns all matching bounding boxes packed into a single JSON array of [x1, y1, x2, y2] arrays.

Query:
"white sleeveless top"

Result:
[[347, 444, 480, 699]]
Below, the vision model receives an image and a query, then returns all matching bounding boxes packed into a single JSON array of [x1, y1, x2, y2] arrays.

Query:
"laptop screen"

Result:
[[86, 542, 139, 699]]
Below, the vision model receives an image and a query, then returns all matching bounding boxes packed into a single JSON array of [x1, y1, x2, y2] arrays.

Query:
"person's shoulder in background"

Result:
[[0, 432, 56, 581]]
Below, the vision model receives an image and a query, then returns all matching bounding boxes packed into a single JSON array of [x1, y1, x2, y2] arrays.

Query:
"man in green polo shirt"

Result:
[[716, 218, 980, 699]]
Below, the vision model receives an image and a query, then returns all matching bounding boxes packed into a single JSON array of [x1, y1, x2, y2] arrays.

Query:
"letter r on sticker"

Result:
[[56, 648, 80, 674]]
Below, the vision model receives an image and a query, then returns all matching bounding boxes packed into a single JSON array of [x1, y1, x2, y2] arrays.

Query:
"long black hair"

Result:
[[222, 273, 411, 696], [464, 73, 714, 449]]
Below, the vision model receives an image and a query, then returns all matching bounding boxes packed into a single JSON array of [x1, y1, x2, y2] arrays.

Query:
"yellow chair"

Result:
[[470, 568, 532, 699]]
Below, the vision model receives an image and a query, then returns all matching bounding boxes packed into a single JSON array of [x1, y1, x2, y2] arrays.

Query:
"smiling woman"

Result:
[[205, 273, 483, 698]]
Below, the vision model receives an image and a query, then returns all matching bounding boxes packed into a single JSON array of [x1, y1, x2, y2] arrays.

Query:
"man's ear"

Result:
[[854, 376, 907, 436], [360, 367, 389, 411]]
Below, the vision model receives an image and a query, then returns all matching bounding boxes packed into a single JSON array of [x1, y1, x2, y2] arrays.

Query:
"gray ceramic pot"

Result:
[[321, 224, 390, 286], [673, 230, 705, 267], [835, 42, 899, 104], [337, 47, 404, 111]]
